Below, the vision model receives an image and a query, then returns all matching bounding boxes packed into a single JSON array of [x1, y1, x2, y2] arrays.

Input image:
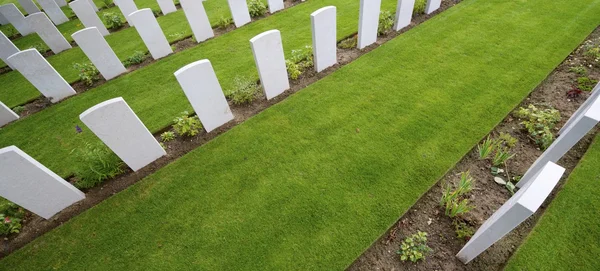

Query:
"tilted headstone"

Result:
[[0, 11, 8, 25], [267, 0, 283, 14], [80, 97, 166, 171], [37, 0, 69, 25], [457, 162, 565, 263], [357, 0, 381, 49], [0, 31, 19, 70], [250, 30, 289, 100], [0, 146, 85, 219], [129, 9, 172, 59], [0, 101, 19, 127], [17, 0, 40, 15], [0, 4, 33, 36], [394, 0, 415, 31], [180, 0, 213, 43], [72, 27, 126, 80], [7, 49, 76, 103], [516, 93, 600, 188], [70, 0, 109, 36], [156, 0, 176, 15], [85, 0, 99, 12], [54, 0, 68, 7], [26, 12, 72, 54], [174, 59, 234, 133], [425, 0, 441, 14], [311, 6, 337, 73], [227, 0, 250, 28], [559, 82, 600, 135], [114, 0, 138, 26]]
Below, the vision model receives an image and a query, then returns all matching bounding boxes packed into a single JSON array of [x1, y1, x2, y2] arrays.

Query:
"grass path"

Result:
[[2, 0, 600, 270]]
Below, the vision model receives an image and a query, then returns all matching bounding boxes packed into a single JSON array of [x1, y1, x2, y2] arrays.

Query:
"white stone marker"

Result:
[[129, 9, 172, 59], [425, 0, 441, 14], [174, 60, 233, 132], [0, 4, 33, 36], [72, 27, 126, 80], [37, 0, 69, 25], [85, 0, 99, 12], [457, 162, 565, 264], [156, 0, 176, 15], [80, 97, 166, 171], [114, 0, 138, 26], [70, 0, 109, 36], [180, 0, 213, 43], [0, 11, 8, 25], [357, 0, 381, 49], [17, 0, 40, 15], [559, 82, 600, 135], [250, 30, 289, 100], [267, 0, 283, 14], [394, 0, 415, 31], [54, 0, 68, 7], [0, 31, 19, 70], [227, 0, 250, 28], [26, 12, 72, 54], [0, 146, 85, 220], [516, 93, 600, 188], [311, 6, 336, 73], [0, 101, 19, 127], [7, 49, 76, 103]]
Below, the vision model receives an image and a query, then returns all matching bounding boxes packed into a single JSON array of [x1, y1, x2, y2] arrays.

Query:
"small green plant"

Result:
[[4, 27, 18, 39], [577, 76, 597, 92], [101, 0, 113, 8], [72, 142, 124, 189], [569, 66, 587, 76], [217, 16, 233, 29], [397, 231, 432, 262], [248, 0, 268, 18], [169, 31, 186, 41], [172, 111, 202, 137], [73, 62, 100, 86], [0, 201, 24, 236], [102, 12, 123, 30], [505, 181, 516, 195], [152, 8, 161, 17], [413, 0, 427, 15], [123, 51, 148, 67], [492, 147, 514, 166], [29, 43, 46, 54], [453, 220, 474, 240], [161, 131, 176, 142], [498, 132, 518, 148], [339, 35, 358, 49], [584, 46, 600, 60], [11, 106, 25, 115], [286, 45, 313, 80], [440, 172, 474, 218], [515, 104, 561, 150], [378, 10, 394, 36], [225, 76, 261, 105], [477, 136, 495, 160]]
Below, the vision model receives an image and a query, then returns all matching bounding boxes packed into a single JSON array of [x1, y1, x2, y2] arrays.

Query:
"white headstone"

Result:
[[72, 27, 126, 80], [37, 0, 69, 25], [0, 11, 8, 24], [0, 146, 85, 220], [425, 0, 441, 14], [69, 0, 109, 36], [559, 82, 600, 135], [357, 0, 381, 49], [114, 0, 137, 26], [156, 0, 176, 15], [26, 12, 72, 54], [0, 4, 33, 36], [54, 0, 68, 7], [394, 0, 415, 31], [180, 0, 213, 43], [311, 6, 336, 73], [80, 97, 166, 171], [516, 95, 600, 188], [250, 30, 289, 100], [174, 59, 233, 133], [267, 0, 283, 14], [227, 0, 250, 28], [17, 0, 40, 15], [129, 9, 172, 59], [0, 101, 19, 127], [85, 0, 99, 12], [7, 49, 76, 103], [0, 31, 19, 70], [456, 162, 565, 264]]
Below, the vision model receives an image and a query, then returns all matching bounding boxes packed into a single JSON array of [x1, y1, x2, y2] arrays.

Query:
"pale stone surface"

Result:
[[0, 101, 19, 127], [180, 0, 213, 43], [54, 0, 68, 7], [7, 49, 76, 103], [250, 30, 289, 100], [37, 0, 69, 25], [72, 27, 126, 80], [227, 0, 250, 28], [156, 0, 176, 15], [70, 0, 109, 36], [0, 4, 33, 36], [0, 31, 19, 70], [174, 59, 233, 132], [0, 11, 8, 24], [425, 0, 441, 14], [394, 0, 414, 31], [114, 0, 138, 26], [267, 0, 284, 14], [26, 12, 71, 54], [17, 0, 40, 15], [311, 6, 336, 72], [85, 0, 99, 12], [0, 146, 85, 220], [129, 9, 172, 59], [80, 97, 166, 171], [559, 82, 600, 135], [457, 162, 565, 264], [516, 93, 600, 188], [357, 0, 381, 49]]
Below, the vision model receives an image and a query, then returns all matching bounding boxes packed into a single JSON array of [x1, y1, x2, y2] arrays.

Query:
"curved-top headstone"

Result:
[[156, 0, 176, 15], [394, 0, 415, 31], [180, 0, 213, 43], [425, 0, 441, 14], [114, 0, 138, 26], [267, 0, 283, 14], [227, 0, 250, 28], [80, 97, 166, 171], [72, 27, 126, 80], [250, 30, 289, 100], [311, 6, 337, 73], [0, 146, 85, 220], [37, 0, 69, 25], [174, 59, 234, 132], [70, 0, 109, 36], [26, 12, 72, 54], [357, 0, 381, 49], [17, 0, 40, 15], [7, 49, 76, 103], [129, 9, 172, 59], [0, 101, 19, 127], [0, 4, 33, 36], [0, 31, 19, 70]]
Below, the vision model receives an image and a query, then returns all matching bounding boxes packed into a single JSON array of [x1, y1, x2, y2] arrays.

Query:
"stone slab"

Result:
[[37, 0, 69, 25], [180, 0, 213, 43], [114, 0, 137, 26], [394, 0, 414, 31], [250, 30, 289, 100], [425, 0, 441, 14], [0, 4, 33, 35], [72, 27, 126, 80], [70, 0, 109, 36], [17, 0, 40, 15], [357, 0, 381, 49], [0, 31, 19, 70], [267, 0, 283, 14], [311, 6, 337, 72], [227, 0, 250, 28], [0, 101, 19, 127], [129, 8, 172, 59], [26, 12, 71, 54], [156, 0, 176, 15]]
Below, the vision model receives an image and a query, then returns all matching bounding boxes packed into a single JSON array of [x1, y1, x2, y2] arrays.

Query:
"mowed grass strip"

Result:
[[3, 0, 600, 270], [505, 135, 600, 271]]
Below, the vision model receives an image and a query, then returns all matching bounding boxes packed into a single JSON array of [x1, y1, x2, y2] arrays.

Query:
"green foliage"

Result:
[[169, 31, 187, 41], [0, 201, 24, 236], [569, 66, 587, 76], [72, 142, 124, 189], [248, 0, 268, 18], [217, 16, 233, 29], [499, 132, 518, 148], [225, 77, 260, 105], [123, 51, 148, 67], [161, 131, 176, 142], [29, 43, 46, 54], [505, 181, 516, 195], [286, 45, 313, 80], [493, 146, 514, 166], [4, 27, 18, 39], [73, 62, 100, 86], [584, 46, 600, 60], [577, 76, 597, 91], [152, 8, 161, 17], [172, 111, 202, 137], [339, 35, 357, 49], [378, 10, 395, 36], [11, 106, 25, 115], [397, 231, 432, 262], [477, 136, 495, 159], [515, 104, 561, 150], [454, 220, 474, 240], [102, 12, 123, 30], [414, 0, 427, 15], [101, 0, 113, 8], [440, 171, 474, 218]]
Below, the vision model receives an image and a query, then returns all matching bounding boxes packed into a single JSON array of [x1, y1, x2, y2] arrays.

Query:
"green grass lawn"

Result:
[[1, 0, 600, 270], [505, 135, 600, 271]]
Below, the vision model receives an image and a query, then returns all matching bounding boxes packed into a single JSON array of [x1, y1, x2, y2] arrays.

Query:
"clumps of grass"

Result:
[[440, 171, 474, 218], [453, 220, 475, 240], [29, 43, 46, 54], [397, 231, 432, 263], [478, 133, 516, 166], [160, 131, 176, 142], [72, 142, 124, 189], [172, 111, 202, 137], [217, 16, 233, 29], [577, 76, 597, 92], [569, 66, 587, 76], [101, 0, 113, 8], [378, 10, 394, 36], [73, 62, 100, 86], [285, 45, 313, 80], [413, 0, 427, 15], [102, 12, 123, 30], [477, 136, 495, 159], [515, 104, 561, 150], [0, 201, 24, 236], [225, 76, 261, 105], [123, 51, 148, 67], [248, 0, 268, 18], [152, 8, 161, 17], [168, 31, 187, 41], [11, 106, 24, 115], [499, 132, 518, 148], [493, 147, 514, 167], [338, 35, 357, 49]]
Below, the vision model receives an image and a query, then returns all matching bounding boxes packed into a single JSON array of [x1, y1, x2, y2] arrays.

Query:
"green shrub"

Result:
[[161, 131, 176, 142], [29, 43, 46, 54], [248, 0, 268, 18], [102, 12, 123, 30], [172, 111, 202, 137], [73, 62, 100, 86], [339, 35, 357, 49], [492, 147, 514, 166], [217, 16, 233, 28], [584, 46, 600, 60], [123, 51, 148, 67], [0, 201, 24, 236], [397, 231, 432, 262], [498, 132, 518, 148], [577, 76, 597, 91], [440, 171, 474, 218], [515, 104, 561, 150], [72, 142, 124, 189], [413, 0, 427, 15], [454, 220, 474, 240], [569, 66, 587, 76], [101, 0, 113, 8], [378, 10, 394, 36], [152, 8, 161, 17], [286, 45, 313, 80], [11, 106, 25, 115], [225, 77, 261, 105]]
